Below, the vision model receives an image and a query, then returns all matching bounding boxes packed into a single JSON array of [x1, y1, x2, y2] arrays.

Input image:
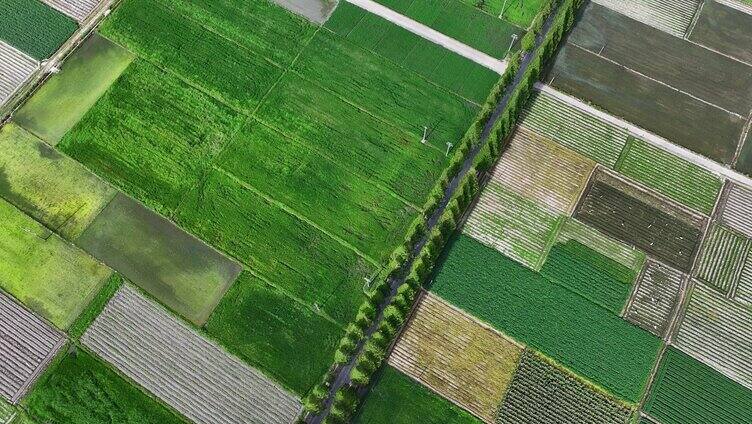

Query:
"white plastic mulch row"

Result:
[[82, 285, 301, 424], [40, 0, 103, 23], [0, 41, 38, 109], [0, 291, 65, 404], [591, 0, 701, 37]]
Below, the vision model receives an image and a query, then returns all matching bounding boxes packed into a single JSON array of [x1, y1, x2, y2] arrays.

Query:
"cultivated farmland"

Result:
[[719, 182, 752, 239], [431, 235, 662, 402], [0, 0, 77, 60], [696, 224, 750, 294], [687, 0, 752, 65], [40, 0, 102, 22], [0, 41, 37, 106], [82, 285, 302, 424], [590, 0, 699, 36], [388, 293, 522, 423], [644, 347, 752, 424], [555, 218, 646, 274], [497, 350, 633, 424], [625, 259, 684, 338], [0, 291, 65, 404]]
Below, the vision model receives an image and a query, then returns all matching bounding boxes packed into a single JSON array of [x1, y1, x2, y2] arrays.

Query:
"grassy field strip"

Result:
[[0, 0, 78, 60], [519, 89, 628, 167], [356, 366, 481, 424], [40, 0, 102, 23], [0, 290, 66, 404], [0, 196, 111, 329], [590, 0, 699, 37], [388, 292, 522, 423], [346, 0, 507, 73], [674, 282, 752, 390], [13, 33, 135, 145], [535, 84, 752, 188], [82, 284, 302, 424], [624, 260, 685, 339], [490, 127, 595, 215], [695, 224, 751, 294], [24, 349, 187, 423], [497, 350, 633, 424], [644, 347, 752, 424], [463, 181, 561, 269], [616, 137, 723, 215], [0, 123, 117, 240], [0, 41, 38, 106], [431, 235, 662, 402]]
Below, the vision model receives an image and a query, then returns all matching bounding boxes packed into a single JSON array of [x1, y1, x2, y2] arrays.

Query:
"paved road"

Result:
[[347, 0, 508, 73]]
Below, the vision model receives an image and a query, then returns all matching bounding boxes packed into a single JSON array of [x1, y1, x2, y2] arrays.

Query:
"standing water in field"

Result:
[[273, 0, 338, 24]]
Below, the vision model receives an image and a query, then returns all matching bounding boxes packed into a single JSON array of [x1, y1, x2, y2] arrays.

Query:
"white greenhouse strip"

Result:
[[40, 0, 103, 22], [591, 0, 701, 36], [0, 41, 38, 108], [82, 285, 301, 424]]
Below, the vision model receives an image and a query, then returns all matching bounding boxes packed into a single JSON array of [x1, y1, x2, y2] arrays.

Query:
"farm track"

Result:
[[304, 3, 563, 422]]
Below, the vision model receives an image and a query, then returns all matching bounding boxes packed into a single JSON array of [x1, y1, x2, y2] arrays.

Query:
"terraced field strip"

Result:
[[82, 285, 301, 424], [574, 170, 705, 272], [625, 259, 684, 338], [556, 218, 646, 273], [0, 291, 65, 404], [346, 0, 507, 73], [674, 282, 752, 390], [519, 89, 628, 167], [644, 347, 752, 424], [617, 137, 722, 215], [388, 292, 522, 423], [696, 224, 751, 294], [497, 350, 633, 424], [591, 0, 700, 37], [719, 182, 752, 238], [0, 41, 38, 107], [463, 180, 561, 269], [489, 127, 595, 215], [40, 0, 104, 22]]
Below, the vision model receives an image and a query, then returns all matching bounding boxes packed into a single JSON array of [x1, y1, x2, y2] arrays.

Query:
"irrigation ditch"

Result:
[[302, 0, 585, 422]]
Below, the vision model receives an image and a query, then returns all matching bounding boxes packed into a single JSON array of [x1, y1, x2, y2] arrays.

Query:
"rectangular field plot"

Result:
[[548, 44, 746, 165], [0, 41, 37, 106], [24, 350, 185, 424], [0, 197, 110, 329], [219, 119, 417, 262], [696, 224, 750, 294], [719, 182, 752, 238], [0, 123, 116, 240], [292, 30, 477, 151], [205, 273, 343, 396], [174, 169, 372, 325], [463, 181, 561, 269], [617, 137, 722, 215], [688, 0, 752, 65], [736, 252, 752, 306], [389, 293, 522, 423], [570, 3, 752, 116], [82, 285, 302, 424], [14, 32, 134, 145], [76, 193, 241, 326], [355, 366, 480, 424], [488, 128, 594, 215], [644, 347, 752, 424], [430, 235, 662, 402], [325, 2, 499, 103], [40, 0, 102, 22], [625, 259, 684, 338], [675, 282, 752, 390], [497, 350, 633, 424], [58, 59, 243, 214], [0, 0, 77, 60], [591, 0, 699, 36], [254, 73, 446, 206], [0, 291, 65, 404], [519, 89, 629, 168], [574, 171, 705, 272]]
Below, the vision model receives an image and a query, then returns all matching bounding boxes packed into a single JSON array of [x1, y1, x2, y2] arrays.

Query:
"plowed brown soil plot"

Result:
[[569, 3, 752, 116], [688, 0, 752, 66], [574, 171, 705, 272], [389, 293, 522, 423], [548, 45, 746, 164]]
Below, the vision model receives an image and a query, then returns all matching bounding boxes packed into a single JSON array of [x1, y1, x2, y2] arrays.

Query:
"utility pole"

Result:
[[445, 142, 453, 157], [499, 0, 510, 18], [507, 33, 519, 55], [421, 126, 428, 144]]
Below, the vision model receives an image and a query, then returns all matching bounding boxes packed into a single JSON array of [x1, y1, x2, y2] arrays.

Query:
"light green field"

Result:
[[0, 197, 111, 329], [0, 123, 116, 240], [14, 33, 134, 145]]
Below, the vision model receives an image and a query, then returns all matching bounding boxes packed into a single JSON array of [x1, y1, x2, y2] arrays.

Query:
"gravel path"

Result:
[[346, 0, 507, 73]]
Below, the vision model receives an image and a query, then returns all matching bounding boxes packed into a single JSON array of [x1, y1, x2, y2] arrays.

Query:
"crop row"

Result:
[[0, 0, 77, 60], [0, 41, 37, 106], [696, 224, 750, 294], [624, 259, 684, 338], [591, 0, 699, 36]]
